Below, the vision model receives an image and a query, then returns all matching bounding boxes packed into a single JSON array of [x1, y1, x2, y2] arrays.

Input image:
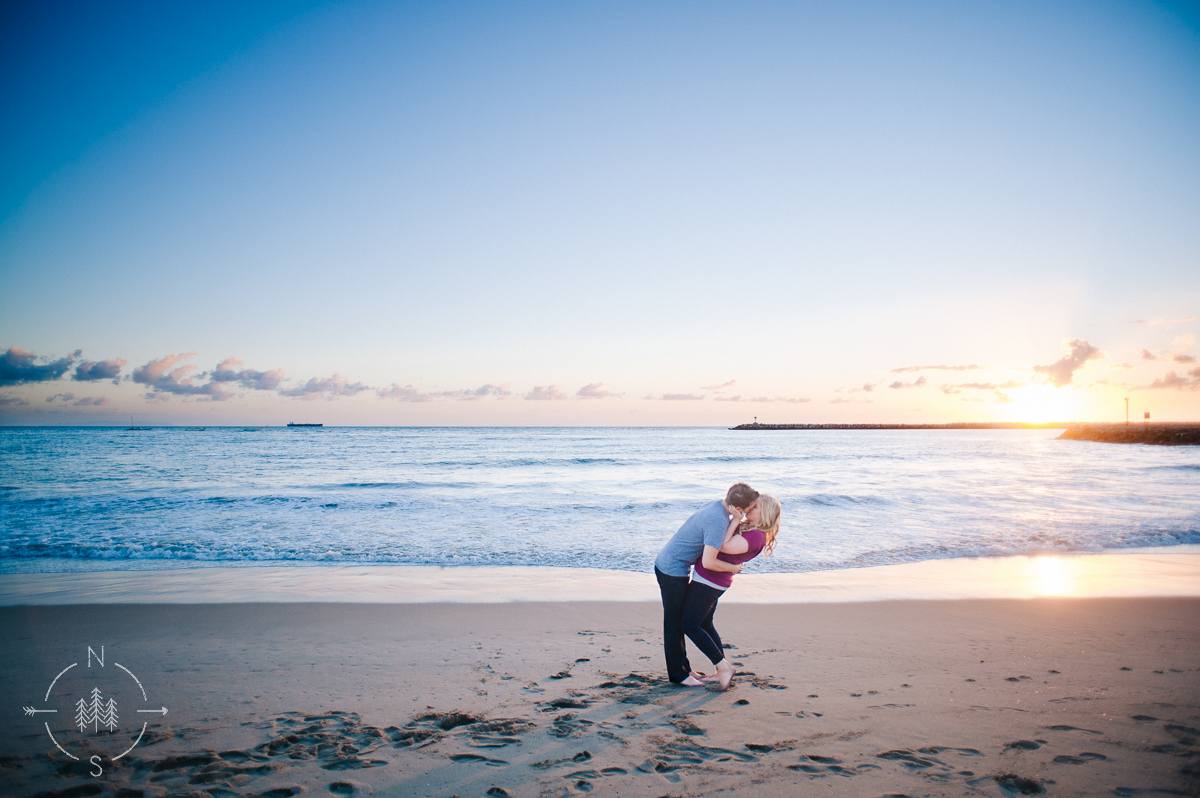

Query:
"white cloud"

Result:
[[891, 364, 986, 373], [525, 385, 569, 400], [577, 382, 617, 399], [1141, 368, 1200, 390], [280, 374, 371, 400]]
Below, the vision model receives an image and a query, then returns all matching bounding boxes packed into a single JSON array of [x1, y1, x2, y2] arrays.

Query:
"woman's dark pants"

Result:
[[680, 580, 726, 666]]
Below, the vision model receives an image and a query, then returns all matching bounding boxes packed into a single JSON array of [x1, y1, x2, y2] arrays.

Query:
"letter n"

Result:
[[88, 646, 104, 667]]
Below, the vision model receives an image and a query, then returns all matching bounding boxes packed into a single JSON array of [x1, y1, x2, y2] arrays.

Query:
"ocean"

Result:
[[1, 426, 1197, 575]]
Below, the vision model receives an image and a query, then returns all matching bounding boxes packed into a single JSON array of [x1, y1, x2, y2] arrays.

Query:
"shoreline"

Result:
[[3, 546, 1198, 605]]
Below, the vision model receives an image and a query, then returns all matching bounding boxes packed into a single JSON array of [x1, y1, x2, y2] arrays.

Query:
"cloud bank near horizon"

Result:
[[2, 329, 1199, 420], [0, 347, 82, 386]]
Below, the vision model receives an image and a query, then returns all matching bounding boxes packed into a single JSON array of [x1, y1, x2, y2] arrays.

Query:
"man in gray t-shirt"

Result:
[[654, 483, 759, 685], [654, 499, 734, 577]]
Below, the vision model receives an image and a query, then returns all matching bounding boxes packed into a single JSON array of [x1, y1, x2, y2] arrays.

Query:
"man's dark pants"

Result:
[[655, 566, 692, 683]]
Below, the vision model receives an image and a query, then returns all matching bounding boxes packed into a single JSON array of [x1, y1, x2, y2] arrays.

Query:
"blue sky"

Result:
[[2, 0, 1198, 424]]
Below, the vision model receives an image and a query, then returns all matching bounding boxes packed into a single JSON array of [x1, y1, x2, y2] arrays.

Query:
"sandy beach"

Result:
[[3, 577, 1198, 797]]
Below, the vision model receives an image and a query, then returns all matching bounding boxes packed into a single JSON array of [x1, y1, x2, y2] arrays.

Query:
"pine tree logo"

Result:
[[23, 645, 167, 775], [73, 687, 119, 733]]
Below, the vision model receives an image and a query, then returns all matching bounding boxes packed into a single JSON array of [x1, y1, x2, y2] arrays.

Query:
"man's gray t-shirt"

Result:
[[654, 499, 732, 577]]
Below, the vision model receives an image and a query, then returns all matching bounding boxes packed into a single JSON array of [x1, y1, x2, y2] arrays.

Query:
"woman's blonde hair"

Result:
[[753, 494, 781, 556]]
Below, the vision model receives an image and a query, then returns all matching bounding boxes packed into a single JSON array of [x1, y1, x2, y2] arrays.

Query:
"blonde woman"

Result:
[[681, 494, 782, 691]]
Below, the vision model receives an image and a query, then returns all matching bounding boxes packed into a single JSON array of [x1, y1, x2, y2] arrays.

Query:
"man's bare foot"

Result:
[[679, 674, 705, 687]]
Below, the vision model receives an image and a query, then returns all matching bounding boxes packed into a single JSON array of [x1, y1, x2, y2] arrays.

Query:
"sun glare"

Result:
[[1031, 556, 1075, 596], [1003, 384, 1076, 423]]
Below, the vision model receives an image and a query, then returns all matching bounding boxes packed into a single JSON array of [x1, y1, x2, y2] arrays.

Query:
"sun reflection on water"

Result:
[[1033, 556, 1075, 596]]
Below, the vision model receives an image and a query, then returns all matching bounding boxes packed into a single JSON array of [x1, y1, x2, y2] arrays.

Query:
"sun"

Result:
[[1001, 384, 1077, 423]]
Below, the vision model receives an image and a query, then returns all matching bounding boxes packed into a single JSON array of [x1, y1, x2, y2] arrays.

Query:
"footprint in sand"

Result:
[[994, 773, 1047, 795], [742, 673, 787, 690], [387, 712, 535, 751], [532, 750, 593, 770], [450, 753, 508, 766], [788, 753, 880, 778], [1043, 724, 1103, 735], [134, 749, 280, 791], [667, 716, 706, 736], [543, 697, 590, 711], [564, 766, 628, 791], [636, 738, 760, 781], [878, 749, 943, 770], [919, 746, 983, 757], [550, 713, 595, 738], [1053, 753, 1107, 764]]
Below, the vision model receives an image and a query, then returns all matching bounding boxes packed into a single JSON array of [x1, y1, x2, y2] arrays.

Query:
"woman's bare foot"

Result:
[[708, 659, 736, 691]]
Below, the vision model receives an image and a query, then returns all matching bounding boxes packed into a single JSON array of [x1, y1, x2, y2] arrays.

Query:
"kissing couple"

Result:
[[654, 483, 782, 691]]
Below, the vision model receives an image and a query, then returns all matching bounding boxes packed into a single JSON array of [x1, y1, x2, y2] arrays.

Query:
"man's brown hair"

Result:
[[726, 483, 759, 510]]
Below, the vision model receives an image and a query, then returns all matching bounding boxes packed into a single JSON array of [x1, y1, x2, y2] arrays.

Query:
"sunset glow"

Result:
[[1002, 385, 1080, 425]]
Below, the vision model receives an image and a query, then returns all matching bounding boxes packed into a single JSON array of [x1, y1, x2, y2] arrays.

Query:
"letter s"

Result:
[[90, 755, 103, 777]]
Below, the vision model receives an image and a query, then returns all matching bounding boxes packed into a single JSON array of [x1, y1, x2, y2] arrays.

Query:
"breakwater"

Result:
[[731, 422, 1075, 430], [1057, 424, 1200, 446]]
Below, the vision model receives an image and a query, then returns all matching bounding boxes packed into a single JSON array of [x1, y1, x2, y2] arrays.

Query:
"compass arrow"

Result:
[[136, 707, 168, 715], [23, 707, 58, 715]]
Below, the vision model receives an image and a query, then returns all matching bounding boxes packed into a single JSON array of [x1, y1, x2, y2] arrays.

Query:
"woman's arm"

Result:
[[720, 530, 750, 555], [717, 515, 750, 556], [698, 514, 749, 573]]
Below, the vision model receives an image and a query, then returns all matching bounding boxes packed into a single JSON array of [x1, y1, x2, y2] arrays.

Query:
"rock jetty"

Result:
[[730, 421, 1200, 444], [730, 422, 1072, 431], [1056, 424, 1200, 446]]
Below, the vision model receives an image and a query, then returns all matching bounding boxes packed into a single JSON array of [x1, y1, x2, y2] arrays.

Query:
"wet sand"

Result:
[[3, 597, 1198, 797], [4, 547, 1199, 605]]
